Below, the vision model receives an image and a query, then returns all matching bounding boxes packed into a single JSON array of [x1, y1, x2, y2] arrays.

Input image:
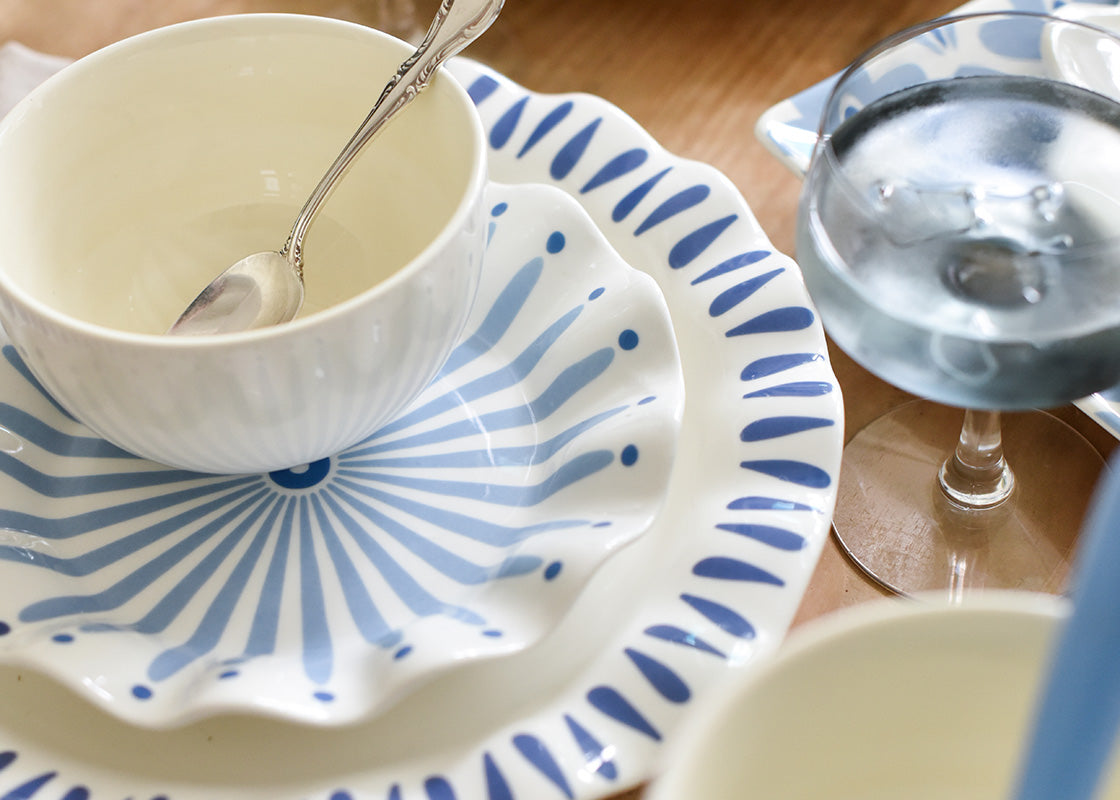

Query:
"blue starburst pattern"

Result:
[[0, 182, 683, 728]]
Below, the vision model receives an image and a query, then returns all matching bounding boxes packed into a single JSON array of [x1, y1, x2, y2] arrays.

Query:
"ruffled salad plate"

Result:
[[0, 179, 684, 729], [0, 54, 843, 800], [755, 0, 1120, 439]]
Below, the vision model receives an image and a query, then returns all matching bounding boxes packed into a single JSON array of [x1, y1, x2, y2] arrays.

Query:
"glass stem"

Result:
[[938, 409, 1014, 509]]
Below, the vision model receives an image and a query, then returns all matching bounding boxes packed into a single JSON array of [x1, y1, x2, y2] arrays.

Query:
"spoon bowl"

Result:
[[171, 251, 303, 334]]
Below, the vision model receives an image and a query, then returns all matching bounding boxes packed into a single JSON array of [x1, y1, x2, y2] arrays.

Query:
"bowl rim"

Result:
[[0, 12, 489, 350], [645, 590, 1069, 799]]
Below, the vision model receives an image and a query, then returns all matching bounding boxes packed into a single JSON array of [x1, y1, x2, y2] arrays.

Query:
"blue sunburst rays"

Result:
[[0, 183, 678, 716]]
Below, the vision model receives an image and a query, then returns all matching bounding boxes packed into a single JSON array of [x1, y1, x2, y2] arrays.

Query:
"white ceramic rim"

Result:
[[647, 590, 1069, 798], [0, 13, 489, 349]]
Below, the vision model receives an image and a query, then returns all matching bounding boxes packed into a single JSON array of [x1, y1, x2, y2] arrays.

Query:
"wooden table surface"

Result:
[[3, 0, 1117, 797]]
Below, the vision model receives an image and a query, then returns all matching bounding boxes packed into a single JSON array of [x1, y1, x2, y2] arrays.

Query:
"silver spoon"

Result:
[[168, 0, 504, 336]]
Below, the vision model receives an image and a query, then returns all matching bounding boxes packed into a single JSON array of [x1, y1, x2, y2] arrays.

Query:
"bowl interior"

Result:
[[652, 596, 1120, 799], [0, 14, 480, 335]]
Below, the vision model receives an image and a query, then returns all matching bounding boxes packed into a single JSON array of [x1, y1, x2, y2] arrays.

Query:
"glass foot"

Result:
[[833, 400, 1105, 597]]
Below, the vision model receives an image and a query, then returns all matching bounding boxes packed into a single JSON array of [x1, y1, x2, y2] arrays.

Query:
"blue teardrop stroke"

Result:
[[634, 185, 710, 236], [740, 416, 835, 442], [342, 406, 625, 470], [0, 482, 264, 575], [309, 494, 412, 645], [298, 497, 333, 684], [435, 257, 545, 380], [129, 494, 279, 636], [587, 685, 661, 741], [693, 556, 785, 586], [727, 496, 814, 512], [354, 349, 616, 457], [330, 478, 585, 548], [18, 489, 272, 622], [726, 306, 815, 336], [466, 74, 500, 105], [740, 353, 822, 380], [680, 593, 756, 639], [512, 734, 574, 798], [327, 483, 534, 588], [148, 497, 287, 680], [741, 459, 832, 488], [643, 624, 726, 658], [4, 344, 73, 420], [551, 118, 602, 180], [624, 647, 690, 703], [691, 250, 772, 285], [490, 96, 528, 150], [581, 148, 648, 193], [519, 100, 573, 158], [715, 523, 806, 551], [377, 304, 584, 443], [742, 381, 834, 399], [484, 753, 513, 800], [0, 403, 133, 459], [315, 491, 479, 625], [564, 714, 619, 780], [612, 167, 671, 222], [352, 450, 614, 507], [244, 498, 297, 657], [708, 268, 785, 317], [424, 776, 456, 800], [668, 214, 739, 270], [0, 446, 252, 498], [2, 770, 57, 799]]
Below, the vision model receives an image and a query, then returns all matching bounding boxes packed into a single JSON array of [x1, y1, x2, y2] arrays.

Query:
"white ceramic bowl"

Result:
[[0, 14, 487, 474], [647, 592, 1120, 799]]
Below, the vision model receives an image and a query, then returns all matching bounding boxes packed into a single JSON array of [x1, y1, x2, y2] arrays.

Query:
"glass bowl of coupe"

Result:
[[795, 11, 1120, 597]]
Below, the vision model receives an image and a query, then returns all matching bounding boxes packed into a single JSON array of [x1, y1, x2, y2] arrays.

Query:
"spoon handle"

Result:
[[1011, 452, 1120, 800], [282, 0, 504, 272]]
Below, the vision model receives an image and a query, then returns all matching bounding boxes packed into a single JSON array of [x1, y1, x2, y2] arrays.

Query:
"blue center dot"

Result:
[[482, 629, 503, 638], [621, 444, 639, 466], [0, 621, 10, 636], [618, 329, 639, 350], [132, 684, 153, 700], [546, 231, 566, 254], [218, 670, 240, 680], [394, 645, 413, 661], [313, 690, 335, 703], [589, 287, 605, 301], [491, 202, 509, 216], [52, 633, 74, 644], [638, 395, 656, 405], [270, 457, 331, 489]]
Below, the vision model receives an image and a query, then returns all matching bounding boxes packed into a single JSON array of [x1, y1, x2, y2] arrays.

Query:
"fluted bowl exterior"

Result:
[[0, 14, 488, 473]]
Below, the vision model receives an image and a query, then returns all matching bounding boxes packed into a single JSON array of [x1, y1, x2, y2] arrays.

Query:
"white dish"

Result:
[[0, 181, 683, 728], [0, 56, 843, 799], [755, 0, 1120, 438]]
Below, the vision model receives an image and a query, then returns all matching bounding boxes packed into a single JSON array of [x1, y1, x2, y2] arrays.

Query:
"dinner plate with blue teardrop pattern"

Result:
[[756, 0, 1120, 439], [0, 57, 843, 800]]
